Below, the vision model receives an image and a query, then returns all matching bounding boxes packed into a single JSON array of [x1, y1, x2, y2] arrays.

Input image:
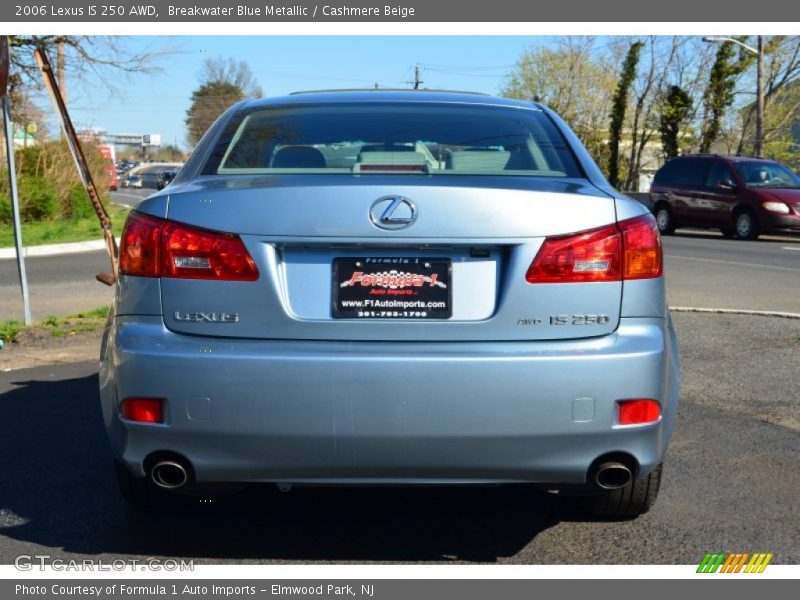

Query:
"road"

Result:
[[0, 311, 797, 564], [2, 213, 799, 320]]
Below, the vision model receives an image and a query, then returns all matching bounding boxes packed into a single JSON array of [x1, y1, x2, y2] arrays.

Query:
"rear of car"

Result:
[[100, 92, 680, 518], [650, 154, 800, 239]]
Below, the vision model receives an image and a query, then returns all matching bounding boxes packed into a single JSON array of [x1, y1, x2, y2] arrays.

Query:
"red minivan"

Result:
[[649, 154, 800, 240]]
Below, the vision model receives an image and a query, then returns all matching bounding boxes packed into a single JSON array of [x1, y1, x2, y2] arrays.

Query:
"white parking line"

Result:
[[670, 306, 800, 319], [782, 246, 800, 251], [666, 254, 799, 272]]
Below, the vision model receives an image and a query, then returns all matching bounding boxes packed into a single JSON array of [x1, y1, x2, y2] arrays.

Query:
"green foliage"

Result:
[[17, 174, 58, 220], [0, 320, 22, 344], [608, 42, 643, 188], [700, 40, 755, 153], [501, 44, 617, 167], [1, 140, 110, 225], [185, 81, 245, 146], [659, 85, 693, 160]]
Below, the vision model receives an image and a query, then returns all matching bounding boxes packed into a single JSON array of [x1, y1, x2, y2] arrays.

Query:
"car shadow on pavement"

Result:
[[0, 372, 594, 563]]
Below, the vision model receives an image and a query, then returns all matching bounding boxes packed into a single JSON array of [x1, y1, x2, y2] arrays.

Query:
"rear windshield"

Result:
[[201, 102, 582, 178]]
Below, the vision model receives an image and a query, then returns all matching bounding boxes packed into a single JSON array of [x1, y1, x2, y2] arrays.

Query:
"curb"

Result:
[[0, 238, 119, 260], [670, 306, 800, 319]]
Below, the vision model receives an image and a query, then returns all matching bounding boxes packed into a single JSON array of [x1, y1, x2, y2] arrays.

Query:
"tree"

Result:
[[8, 36, 165, 89], [184, 57, 262, 146], [659, 85, 693, 160], [735, 36, 800, 157], [699, 40, 754, 153], [607, 42, 643, 188], [501, 40, 617, 164]]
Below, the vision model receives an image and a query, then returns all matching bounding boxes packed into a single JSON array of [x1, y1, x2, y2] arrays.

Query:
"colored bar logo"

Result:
[[697, 552, 773, 573]]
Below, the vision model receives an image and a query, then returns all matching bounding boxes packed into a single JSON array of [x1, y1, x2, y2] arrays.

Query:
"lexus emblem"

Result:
[[369, 196, 417, 230]]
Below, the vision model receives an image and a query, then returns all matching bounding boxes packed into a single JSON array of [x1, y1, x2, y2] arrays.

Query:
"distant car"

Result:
[[124, 174, 143, 189], [156, 170, 177, 190], [104, 90, 680, 518], [649, 155, 800, 240]]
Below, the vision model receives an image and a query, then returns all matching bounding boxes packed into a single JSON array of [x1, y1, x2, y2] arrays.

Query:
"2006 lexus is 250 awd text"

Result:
[[100, 90, 680, 518]]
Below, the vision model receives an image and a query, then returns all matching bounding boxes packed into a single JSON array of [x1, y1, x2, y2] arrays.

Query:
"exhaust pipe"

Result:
[[150, 460, 189, 490], [593, 461, 633, 490]]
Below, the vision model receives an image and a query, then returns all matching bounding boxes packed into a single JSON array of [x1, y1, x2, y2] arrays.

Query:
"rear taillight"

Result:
[[119, 211, 259, 281], [526, 214, 661, 284], [120, 398, 164, 423], [618, 399, 661, 425], [619, 214, 663, 280]]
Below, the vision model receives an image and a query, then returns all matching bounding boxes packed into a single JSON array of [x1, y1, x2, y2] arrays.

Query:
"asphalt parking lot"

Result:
[[0, 310, 798, 564]]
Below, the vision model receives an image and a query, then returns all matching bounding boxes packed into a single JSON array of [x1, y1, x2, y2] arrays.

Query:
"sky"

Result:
[[61, 36, 553, 152]]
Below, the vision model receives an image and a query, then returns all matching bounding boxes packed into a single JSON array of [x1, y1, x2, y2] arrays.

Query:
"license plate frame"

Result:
[[332, 258, 452, 319]]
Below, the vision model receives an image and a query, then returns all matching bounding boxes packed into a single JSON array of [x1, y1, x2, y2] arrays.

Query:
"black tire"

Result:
[[587, 463, 662, 519], [654, 204, 676, 235], [734, 209, 760, 240], [720, 226, 737, 239], [114, 460, 187, 511]]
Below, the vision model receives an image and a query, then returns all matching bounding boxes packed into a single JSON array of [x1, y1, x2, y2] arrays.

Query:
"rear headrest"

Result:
[[271, 146, 326, 168]]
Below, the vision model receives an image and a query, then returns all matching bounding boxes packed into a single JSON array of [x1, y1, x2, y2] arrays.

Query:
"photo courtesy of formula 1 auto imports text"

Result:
[[0, 0, 798, 597]]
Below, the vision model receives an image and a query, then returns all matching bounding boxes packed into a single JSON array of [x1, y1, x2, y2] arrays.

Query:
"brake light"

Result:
[[618, 399, 661, 425], [119, 211, 259, 281], [619, 214, 663, 280], [526, 214, 661, 283], [120, 398, 164, 423]]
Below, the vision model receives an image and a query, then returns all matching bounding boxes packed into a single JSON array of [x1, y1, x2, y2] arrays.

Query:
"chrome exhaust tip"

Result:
[[150, 460, 189, 490], [594, 461, 633, 490]]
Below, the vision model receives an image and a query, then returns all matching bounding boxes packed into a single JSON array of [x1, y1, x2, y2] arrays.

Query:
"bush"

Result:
[[64, 182, 97, 220], [18, 174, 58, 221], [0, 139, 110, 224]]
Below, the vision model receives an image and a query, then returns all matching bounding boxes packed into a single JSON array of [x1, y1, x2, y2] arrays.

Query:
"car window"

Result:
[[705, 161, 736, 188], [733, 161, 800, 189], [671, 159, 709, 187], [201, 102, 583, 178], [653, 160, 680, 185]]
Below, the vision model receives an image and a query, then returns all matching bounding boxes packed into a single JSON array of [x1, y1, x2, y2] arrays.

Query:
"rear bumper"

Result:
[[99, 316, 680, 485]]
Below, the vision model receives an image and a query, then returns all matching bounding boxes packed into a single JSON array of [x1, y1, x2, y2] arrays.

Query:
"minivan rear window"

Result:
[[201, 102, 582, 178]]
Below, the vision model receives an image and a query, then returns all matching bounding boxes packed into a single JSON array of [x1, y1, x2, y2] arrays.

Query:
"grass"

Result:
[[0, 320, 22, 344], [0, 205, 129, 248], [0, 306, 111, 344]]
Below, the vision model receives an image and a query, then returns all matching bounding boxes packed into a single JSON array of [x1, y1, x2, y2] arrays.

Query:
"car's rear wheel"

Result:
[[587, 463, 662, 519], [734, 209, 760, 240], [654, 204, 676, 235]]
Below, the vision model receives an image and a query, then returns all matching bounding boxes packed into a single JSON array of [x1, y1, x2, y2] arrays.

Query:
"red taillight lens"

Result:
[[525, 223, 622, 283], [619, 214, 662, 280], [618, 399, 661, 425], [120, 398, 164, 423], [119, 211, 161, 277], [119, 212, 259, 281], [526, 214, 662, 283], [160, 220, 259, 281]]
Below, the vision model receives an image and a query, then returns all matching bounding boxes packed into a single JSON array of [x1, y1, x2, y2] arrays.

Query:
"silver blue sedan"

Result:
[[100, 90, 680, 518]]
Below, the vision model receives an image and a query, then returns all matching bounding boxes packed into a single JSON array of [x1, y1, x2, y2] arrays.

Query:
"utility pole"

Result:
[[755, 35, 765, 158], [0, 36, 32, 325], [57, 38, 66, 140], [410, 64, 423, 90]]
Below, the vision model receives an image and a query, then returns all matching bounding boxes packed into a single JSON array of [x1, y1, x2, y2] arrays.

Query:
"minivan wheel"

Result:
[[654, 205, 676, 235], [587, 463, 662, 519], [734, 210, 760, 240]]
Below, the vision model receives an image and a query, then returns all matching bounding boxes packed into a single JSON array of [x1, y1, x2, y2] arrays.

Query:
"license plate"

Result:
[[333, 258, 452, 319]]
